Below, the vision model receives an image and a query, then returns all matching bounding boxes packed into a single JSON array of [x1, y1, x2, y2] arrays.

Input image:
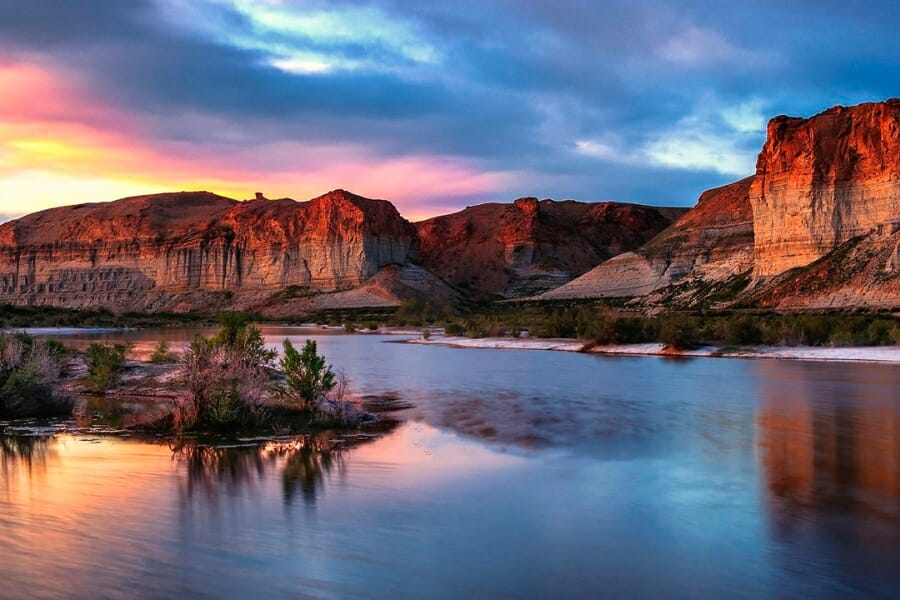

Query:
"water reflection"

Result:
[[172, 434, 360, 506], [0, 434, 55, 485], [756, 361, 900, 525]]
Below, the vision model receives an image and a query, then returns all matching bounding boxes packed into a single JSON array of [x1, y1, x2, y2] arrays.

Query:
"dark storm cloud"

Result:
[[2, 0, 899, 207]]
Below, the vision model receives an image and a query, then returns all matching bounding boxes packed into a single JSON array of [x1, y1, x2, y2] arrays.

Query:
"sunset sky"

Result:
[[1, 0, 899, 221]]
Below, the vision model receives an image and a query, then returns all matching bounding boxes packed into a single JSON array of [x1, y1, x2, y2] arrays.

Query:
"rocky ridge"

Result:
[[0, 189, 678, 313], [541, 177, 755, 305], [415, 198, 683, 297], [0, 190, 416, 312]]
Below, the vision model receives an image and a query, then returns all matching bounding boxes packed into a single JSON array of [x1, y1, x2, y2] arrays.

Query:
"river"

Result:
[[2, 326, 900, 598]]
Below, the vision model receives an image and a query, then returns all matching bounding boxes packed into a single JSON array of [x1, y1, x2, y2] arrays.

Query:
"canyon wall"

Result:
[[751, 100, 900, 278], [544, 99, 900, 309], [416, 198, 683, 297], [4, 98, 899, 314], [541, 177, 754, 302], [0, 190, 416, 311]]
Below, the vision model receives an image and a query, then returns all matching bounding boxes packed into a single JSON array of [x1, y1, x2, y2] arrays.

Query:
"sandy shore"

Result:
[[407, 335, 900, 364]]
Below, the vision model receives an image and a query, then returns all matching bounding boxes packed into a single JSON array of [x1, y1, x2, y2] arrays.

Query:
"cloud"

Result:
[[656, 26, 746, 67], [574, 99, 767, 178], [1, 0, 900, 214], [158, 0, 438, 75]]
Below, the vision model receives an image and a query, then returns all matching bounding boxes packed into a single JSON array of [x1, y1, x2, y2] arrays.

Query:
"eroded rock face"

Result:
[[0, 190, 416, 311], [751, 100, 900, 278], [415, 198, 683, 297], [542, 178, 754, 302]]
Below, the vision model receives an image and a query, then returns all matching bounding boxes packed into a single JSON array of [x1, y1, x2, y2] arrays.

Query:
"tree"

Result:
[[280, 339, 336, 411]]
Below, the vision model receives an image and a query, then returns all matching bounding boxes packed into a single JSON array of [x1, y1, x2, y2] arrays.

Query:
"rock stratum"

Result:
[[544, 99, 900, 310], [541, 177, 755, 304], [3, 99, 898, 314], [0, 188, 676, 312], [0, 190, 418, 312], [415, 198, 684, 297]]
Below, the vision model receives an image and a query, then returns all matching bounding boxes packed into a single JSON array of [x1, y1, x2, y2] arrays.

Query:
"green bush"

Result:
[[0, 333, 71, 418], [444, 322, 465, 336], [658, 315, 701, 350], [85, 343, 130, 393], [891, 325, 900, 345], [280, 339, 336, 411], [149, 340, 177, 364], [465, 321, 487, 338], [178, 321, 276, 430], [721, 315, 763, 345]]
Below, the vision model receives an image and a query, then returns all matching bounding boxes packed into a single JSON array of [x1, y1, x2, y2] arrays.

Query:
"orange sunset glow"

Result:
[[0, 61, 514, 221]]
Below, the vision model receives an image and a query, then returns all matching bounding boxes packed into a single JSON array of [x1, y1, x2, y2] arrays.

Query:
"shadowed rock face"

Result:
[[0, 190, 416, 311], [541, 178, 754, 301], [751, 100, 900, 278], [415, 198, 684, 297]]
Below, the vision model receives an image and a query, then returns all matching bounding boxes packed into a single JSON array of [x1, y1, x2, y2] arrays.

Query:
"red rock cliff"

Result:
[[751, 99, 900, 277], [0, 189, 416, 311], [415, 198, 683, 297]]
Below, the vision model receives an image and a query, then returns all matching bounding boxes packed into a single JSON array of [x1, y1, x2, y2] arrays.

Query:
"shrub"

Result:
[[465, 321, 487, 338], [149, 340, 177, 364], [0, 333, 71, 418], [721, 315, 763, 345], [891, 325, 900, 345], [85, 343, 130, 393], [178, 320, 276, 430], [421, 329, 432, 340], [444, 322, 465, 336], [365, 321, 379, 331], [658, 315, 701, 350], [280, 339, 336, 411], [395, 297, 440, 325], [866, 320, 892, 345], [613, 317, 652, 344]]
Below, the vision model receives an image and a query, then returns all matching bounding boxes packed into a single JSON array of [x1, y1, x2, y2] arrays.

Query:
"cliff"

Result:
[[543, 99, 900, 310], [751, 100, 900, 278], [541, 177, 754, 303], [415, 198, 683, 297], [0, 190, 416, 312], [4, 98, 899, 314]]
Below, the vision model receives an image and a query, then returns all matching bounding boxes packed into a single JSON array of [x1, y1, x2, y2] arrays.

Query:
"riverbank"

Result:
[[407, 335, 900, 364]]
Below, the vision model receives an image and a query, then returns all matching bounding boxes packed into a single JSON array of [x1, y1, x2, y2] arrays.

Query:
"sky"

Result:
[[1, 0, 899, 221]]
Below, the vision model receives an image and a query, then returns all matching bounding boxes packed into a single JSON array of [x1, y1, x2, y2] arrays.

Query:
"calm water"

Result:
[[3, 327, 900, 599]]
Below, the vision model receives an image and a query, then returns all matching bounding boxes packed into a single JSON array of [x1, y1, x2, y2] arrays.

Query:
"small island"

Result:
[[0, 313, 396, 437]]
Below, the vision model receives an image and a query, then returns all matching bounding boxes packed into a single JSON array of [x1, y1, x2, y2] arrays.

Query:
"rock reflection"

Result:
[[756, 361, 900, 526], [171, 433, 361, 506]]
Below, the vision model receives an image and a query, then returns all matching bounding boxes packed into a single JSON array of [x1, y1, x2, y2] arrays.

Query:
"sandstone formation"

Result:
[[0, 190, 416, 312], [543, 99, 900, 310], [541, 177, 754, 304], [415, 197, 684, 297], [4, 100, 899, 314], [751, 100, 900, 278], [256, 264, 461, 318], [747, 222, 900, 310]]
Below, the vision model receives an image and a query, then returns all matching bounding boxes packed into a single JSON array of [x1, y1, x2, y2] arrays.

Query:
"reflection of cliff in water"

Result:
[[756, 361, 900, 526], [172, 433, 362, 506]]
